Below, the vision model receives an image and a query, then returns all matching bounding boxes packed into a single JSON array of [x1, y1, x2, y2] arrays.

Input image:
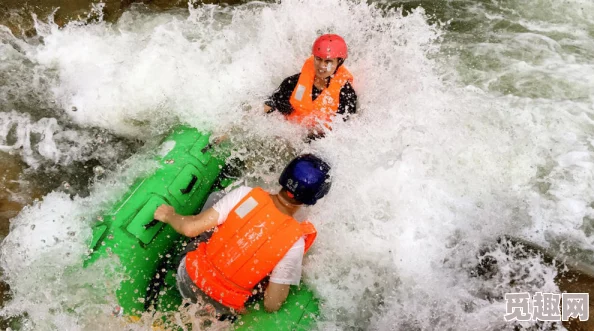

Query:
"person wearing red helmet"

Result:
[[264, 34, 357, 139]]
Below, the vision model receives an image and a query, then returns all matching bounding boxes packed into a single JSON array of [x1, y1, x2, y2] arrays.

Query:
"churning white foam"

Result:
[[1, 0, 593, 330]]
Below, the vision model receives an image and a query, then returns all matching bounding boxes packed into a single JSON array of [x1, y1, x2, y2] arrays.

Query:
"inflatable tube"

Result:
[[84, 126, 226, 315], [84, 127, 320, 330]]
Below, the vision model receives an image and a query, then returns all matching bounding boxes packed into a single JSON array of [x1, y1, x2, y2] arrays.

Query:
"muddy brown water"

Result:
[[0, 0, 240, 37], [1, 1, 593, 330], [0, 154, 37, 235], [505, 237, 594, 331], [0, 152, 43, 329]]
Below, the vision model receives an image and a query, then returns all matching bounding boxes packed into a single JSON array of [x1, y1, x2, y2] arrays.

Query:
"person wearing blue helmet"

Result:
[[153, 154, 331, 317]]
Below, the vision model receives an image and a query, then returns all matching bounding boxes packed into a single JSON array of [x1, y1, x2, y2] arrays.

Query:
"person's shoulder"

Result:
[[343, 81, 356, 92], [340, 81, 357, 98], [227, 185, 253, 196], [282, 73, 301, 84], [212, 185, 254, 219], [218, 185, 253, 203]]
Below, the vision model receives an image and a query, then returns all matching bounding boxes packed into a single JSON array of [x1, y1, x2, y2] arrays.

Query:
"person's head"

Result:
[[312, 34, 348, 80], [279, 154, 332, 206]]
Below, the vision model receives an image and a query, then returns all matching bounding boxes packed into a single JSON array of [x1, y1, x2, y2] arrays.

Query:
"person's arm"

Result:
[[153, 205, 219, 237], [262, 237, 305, 311], [263, 282, 291, 312], [155, 186, 253, 237], [264, 74, 300, 115], [337, 81, 357, 120]]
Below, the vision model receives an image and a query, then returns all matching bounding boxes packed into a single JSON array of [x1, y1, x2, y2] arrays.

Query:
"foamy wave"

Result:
[[1, 0, 589, 330], [0, 111, 133, 169]]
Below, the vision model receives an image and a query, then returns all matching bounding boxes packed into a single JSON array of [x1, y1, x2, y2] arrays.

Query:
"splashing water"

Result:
[[1, 0, 593, 330], [0, 111, 136, 170]]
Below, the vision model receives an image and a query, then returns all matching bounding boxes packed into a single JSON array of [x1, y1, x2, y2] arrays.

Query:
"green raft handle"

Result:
[[180, 175, 198, 194], [144, 219, 160, 229]]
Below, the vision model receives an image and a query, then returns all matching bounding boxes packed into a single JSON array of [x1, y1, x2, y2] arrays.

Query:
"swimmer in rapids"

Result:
[[264, 34, 358, 140]]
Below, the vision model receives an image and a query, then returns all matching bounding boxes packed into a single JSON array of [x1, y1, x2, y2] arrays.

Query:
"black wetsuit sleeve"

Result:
[[264, 74, 300, 115], [336, 81, 357, 120]]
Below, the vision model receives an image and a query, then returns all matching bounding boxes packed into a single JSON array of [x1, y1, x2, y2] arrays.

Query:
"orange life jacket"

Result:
[[184, 187, 317, 311], [288, 56, 354, 128]]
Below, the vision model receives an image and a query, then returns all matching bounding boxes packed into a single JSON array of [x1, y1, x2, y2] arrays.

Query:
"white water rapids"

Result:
[[1, 0, 593, 330]]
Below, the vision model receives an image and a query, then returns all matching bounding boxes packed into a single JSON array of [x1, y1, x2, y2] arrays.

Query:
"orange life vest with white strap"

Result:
[[288, 56, 354, 128], [184, 187, 317, 311]]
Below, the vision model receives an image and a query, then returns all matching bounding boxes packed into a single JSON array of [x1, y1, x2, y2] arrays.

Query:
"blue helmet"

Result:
[[279, 154, 332, 205]]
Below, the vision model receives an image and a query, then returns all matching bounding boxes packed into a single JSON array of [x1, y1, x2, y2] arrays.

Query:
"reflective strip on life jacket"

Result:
[[184, 187, 317, 311], [288, 56, 353, 127]]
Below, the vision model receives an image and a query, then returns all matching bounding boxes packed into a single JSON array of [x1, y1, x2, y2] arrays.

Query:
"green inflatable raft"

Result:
[[84, 126, 320, 330]]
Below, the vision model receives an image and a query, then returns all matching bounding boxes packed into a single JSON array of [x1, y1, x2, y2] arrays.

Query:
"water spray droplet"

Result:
[[112, 305, 123, 317], [93, 166, 105, 175]]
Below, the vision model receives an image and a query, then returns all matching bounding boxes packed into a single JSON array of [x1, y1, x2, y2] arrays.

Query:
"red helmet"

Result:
[[312, 34, 348, 59]]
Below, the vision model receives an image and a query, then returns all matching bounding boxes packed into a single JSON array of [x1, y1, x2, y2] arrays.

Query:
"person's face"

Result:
[[313, 56, 340, 80]]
